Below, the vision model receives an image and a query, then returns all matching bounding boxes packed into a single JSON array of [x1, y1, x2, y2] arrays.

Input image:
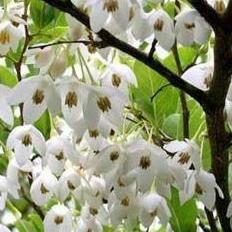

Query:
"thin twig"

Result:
[[28, 40, 106, 50], [148, 38, 157, 59], [150, 83, 171, 101]]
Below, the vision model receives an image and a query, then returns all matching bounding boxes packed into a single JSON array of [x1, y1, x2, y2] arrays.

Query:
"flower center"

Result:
[[67, 180, 75, 190], [139, 155, 151, 169], [110, 151, 119, 161], [117, 177, 126, 187], [121, 196, 130, 206], [178, 152, 190, 165], [150, 208, 158, 217], [54, 216, 64, 225], [65, 91, 78, 108], [22, 134, 32, 146], [214, 0, 225, 13], [184, 23, 195, 30], [103, 0, 119, 12], [89, 207, 98, 215], [32, 89, 45, 105], [111, 74, 121, 87], [129, 6, 135, 21], [89, 129, 99, 138], [97, 96, 111, 112], [154, 19, 164, 31], [195, 183, 204, 195], [55, 151, 64, 161], [0, 30, 10, 44], [40, 183, 49, 194]]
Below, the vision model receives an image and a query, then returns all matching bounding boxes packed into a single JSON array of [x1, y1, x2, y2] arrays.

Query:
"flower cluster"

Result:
[[0, 0, 230, 231]]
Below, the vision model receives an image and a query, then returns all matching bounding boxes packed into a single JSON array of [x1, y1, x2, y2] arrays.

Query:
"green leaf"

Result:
[[30, 0, 59, 29], [34, 110, 51, 140], [28, 213, 44, 232], [132, 60, 179, 126], [16, 219, 37, 232], [0, 65, 17, 87], [168, 187, 197, 232], [162, 113, 183, 139]]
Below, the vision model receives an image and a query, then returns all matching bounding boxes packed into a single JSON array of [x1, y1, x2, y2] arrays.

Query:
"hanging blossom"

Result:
[[86, 0, 130, 32], [43, 204, 72, 232], [6, 125, 46, 166], [181, 63, 214, 91], [0, 2, 25, 55], [0, 224, 11, 232], [9, 75, 61, 123], [0, 175, 7, 211], [0, 84, 13, 127], [149, 9, 175, 51], [175, 9, 211, 46]]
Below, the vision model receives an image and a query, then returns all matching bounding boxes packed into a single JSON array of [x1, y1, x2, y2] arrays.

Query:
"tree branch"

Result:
[[41, 0, 210, 108], [188, 0, 224, 34], [223, 1, 232, 33]]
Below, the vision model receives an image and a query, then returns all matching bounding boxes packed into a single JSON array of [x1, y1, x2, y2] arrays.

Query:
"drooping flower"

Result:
[[30, 169, 58, 206], [181, 63, 213, 91], [7, 125, 46, 166], [43, 204, 72, 232], [175, 9, 211, 46], [9, 75, 61, 123], [125, 139, 169, 192], [83, 85, 128, 130], [164, 139, 201, 170], [86, 0, 130, 32], [139, 193, 171, 228], [0, 84, 13, 126], [45, 136, 77, 176], [0, 20, 24, 55], [101, 63, 137, 94], [57, 167, 81, 202], [149, 9, 175, 51], [180, 170, 223, 210]]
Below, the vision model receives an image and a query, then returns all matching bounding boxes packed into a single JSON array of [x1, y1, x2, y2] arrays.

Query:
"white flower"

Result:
[[164, 139, 201, 170], [139, 193, 171, 228], [181, 63, 213, 91], [83, 85, 128, 130], [108, 183, 139, 227], [9, 75, 61, 123], [93, 144, 125, 175], [149, 9, 175, 51], [130, 7, 153, 41], [7, 125, 46, 166], [101, 63, 137, 93], [86, 0, 130, 32], [26, 47, 54, 69], [0, 175, 7, 210], [180, 170, 223, 210], [0, 84, 13, 126], [57, 167, 81, 202], [175, 10, 211, 46], [125, 139, 168, 192], [6, 158, 32, 199], [30, 169, 58, 206], [0, 20, 24, 55], [0, 225, 11, 232], [45, 136, 77, 176], [43, 204, 72, 232], [57, 77, 84, 127], [66, 14, 85, 40], [76, 204, 103, 232]]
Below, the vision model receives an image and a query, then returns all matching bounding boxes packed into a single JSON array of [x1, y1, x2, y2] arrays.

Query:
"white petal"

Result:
[[90, 1, 108, 32], [0, 99, 13, 126]]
